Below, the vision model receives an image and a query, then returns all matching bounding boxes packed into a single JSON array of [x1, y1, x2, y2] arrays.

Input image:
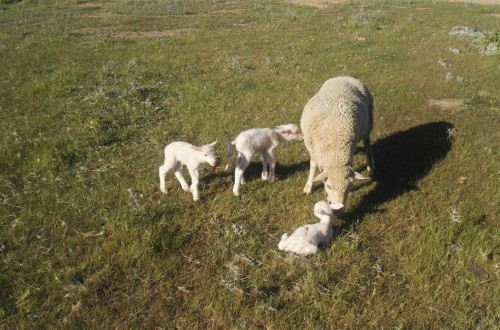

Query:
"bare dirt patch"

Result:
[[285, 0, 345, 9], [212, 8, 246, 14], [73, 1, 116, 10]]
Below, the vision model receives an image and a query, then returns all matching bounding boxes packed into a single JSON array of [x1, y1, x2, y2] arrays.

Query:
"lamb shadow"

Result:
[[276, 160, 310, 180], [232, 160, 310, 182], [342, 121, 454, 225]]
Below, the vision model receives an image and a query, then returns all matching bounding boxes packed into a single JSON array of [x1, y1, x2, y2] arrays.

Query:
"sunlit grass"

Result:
[[0, 0, 499, 327]]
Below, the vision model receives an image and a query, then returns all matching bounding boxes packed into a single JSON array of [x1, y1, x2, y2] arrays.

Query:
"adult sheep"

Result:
[[301, 76, 374, 215]]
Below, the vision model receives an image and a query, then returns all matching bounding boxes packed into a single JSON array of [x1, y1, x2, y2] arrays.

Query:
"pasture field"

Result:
[[0, 0, 499, 328]]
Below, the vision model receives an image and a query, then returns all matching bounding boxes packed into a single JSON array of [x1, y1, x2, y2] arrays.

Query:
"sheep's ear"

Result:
[[314, 171, 328, 182], [191, 146, 202, 152], [329, 203, 344, 211], [354, 171, 370, 180], [209, 140, 217, 147]]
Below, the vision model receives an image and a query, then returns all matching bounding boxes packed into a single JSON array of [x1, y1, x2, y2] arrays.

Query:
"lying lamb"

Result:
[[159, 141, 220, 201], [301, 76, 375, 215], [278, 201, 343, 256], [226, 124, 303, 196]]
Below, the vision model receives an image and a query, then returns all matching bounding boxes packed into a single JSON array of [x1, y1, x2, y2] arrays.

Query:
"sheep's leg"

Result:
[[188, 167, 200, 201], [260, 152, 269, 181], [233, 153, 250, 196], [173, 162, 190, 192], [267, 149, 276, 182], [303, 159, 317, 194], [159, 157, 175, 193], [363, 137, 375, 174]]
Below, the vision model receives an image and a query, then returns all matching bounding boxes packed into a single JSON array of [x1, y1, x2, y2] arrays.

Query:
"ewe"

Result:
[[278, 201, 343, 256], [159, 141, 220, 201], [226, 124, 303, 196], [301, 76, 374, 215]]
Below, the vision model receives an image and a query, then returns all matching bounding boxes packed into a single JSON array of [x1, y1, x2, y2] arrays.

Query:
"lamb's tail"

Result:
[[225, 141, 236, 171]]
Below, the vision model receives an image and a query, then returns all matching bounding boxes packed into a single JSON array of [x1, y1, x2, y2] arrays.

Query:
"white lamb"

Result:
[[226, 124, 303, 196], [301, 76, 374, 215], [278, 201, 343, 256], [159, 141, 220, 201]]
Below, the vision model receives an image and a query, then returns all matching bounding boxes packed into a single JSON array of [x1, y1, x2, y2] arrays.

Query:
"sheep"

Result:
[[278, 201, 343, 256], [226, 124, 303, 196], [301, 76, 374, 215], [159, 141, 220, 201]]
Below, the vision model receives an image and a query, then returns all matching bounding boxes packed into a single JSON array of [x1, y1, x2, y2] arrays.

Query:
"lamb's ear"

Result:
[[191, 146, 202, 152], [329, 203, 344, 211], [209, 140, 217, 147], [313, 171, 328, 182], [354, 171, 370, 180]]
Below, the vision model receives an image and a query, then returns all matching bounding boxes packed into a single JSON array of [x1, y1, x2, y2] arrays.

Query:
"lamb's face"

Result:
[[313, 201, 332, 218], [276, 124, 304, 141], [200, 141, 221, 168]]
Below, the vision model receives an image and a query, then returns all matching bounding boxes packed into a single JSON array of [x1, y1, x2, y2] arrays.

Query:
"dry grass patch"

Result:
[[429, 98, 467, 113], [114, 29, 198, 40], [71, 27, 198, 40]]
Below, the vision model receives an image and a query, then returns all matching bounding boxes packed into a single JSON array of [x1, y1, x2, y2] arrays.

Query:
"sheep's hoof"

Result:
[[160, 189, 168, 194], [233, 190, 240, 197]]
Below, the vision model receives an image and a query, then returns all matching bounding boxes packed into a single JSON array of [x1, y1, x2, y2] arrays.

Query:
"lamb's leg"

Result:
[[159, 157, 175, 193], [233, 153, 250, 196], [173, 162, 190, 192], [260, 152, 269, 181], [188, 167, 200, 201], [363, 137, 375, 174], [303, 159, 317, 194], [267, 149, 276, 182]]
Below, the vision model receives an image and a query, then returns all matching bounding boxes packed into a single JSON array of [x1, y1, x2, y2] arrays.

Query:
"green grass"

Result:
[[1, 0, 499, 327]]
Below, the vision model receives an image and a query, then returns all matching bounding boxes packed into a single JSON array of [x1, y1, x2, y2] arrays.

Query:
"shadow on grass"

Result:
[[212, 160, 309, 183], [343, 121, 454, 225]]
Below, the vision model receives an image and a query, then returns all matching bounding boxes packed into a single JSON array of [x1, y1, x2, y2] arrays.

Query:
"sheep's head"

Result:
[[275, 124, 304, 141], [313, 169, 353, 216], [193, 141, 221, 168]]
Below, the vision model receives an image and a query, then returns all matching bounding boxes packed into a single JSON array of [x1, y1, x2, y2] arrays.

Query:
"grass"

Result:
[[1, 0, 499, 327]]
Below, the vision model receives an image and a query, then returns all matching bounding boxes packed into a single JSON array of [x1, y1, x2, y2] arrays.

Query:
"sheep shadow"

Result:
[[342, 121, 454, 225]]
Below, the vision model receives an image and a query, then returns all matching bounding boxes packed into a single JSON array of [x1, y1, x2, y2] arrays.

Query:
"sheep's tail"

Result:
[[225, 141, 236, 171]]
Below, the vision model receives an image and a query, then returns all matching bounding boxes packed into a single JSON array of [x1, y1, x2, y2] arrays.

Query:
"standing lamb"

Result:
[[226, 124, 303, 196], [278, 201, 343, 255], [159, 141, 220, 201], [301, 76, 374, 215]]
